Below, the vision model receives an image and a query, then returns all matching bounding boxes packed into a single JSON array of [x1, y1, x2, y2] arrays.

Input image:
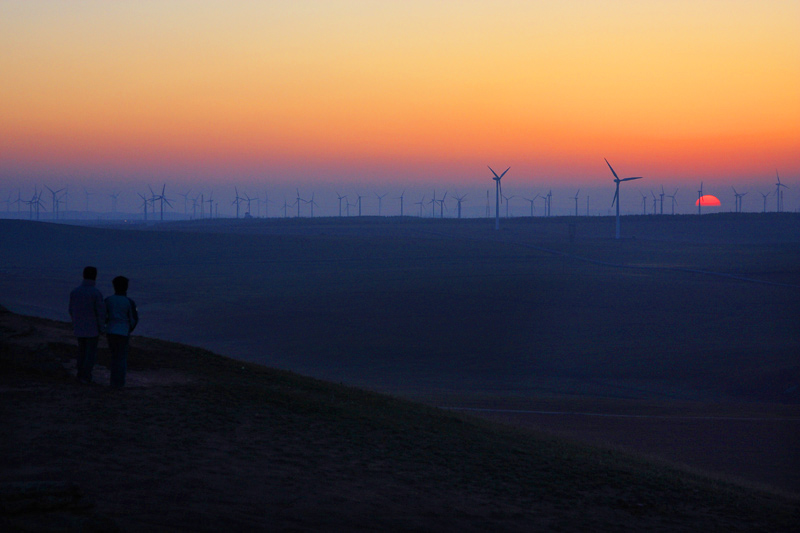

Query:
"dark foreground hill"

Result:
[[1, 309, 798, 532]]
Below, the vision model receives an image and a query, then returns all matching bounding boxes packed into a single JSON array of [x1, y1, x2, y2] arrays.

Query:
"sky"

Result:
[[1, 1, 798, 216]]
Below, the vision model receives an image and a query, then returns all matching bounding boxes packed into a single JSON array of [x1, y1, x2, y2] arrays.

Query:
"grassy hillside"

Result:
[[2, 308, 798, 532], [1, 216, 797, 402]]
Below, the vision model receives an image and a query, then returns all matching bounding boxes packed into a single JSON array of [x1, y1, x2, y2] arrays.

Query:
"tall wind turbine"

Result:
[[437, 191, 448, 218], [138, 193, 149, 221], [759, 190, 771, 213], [375, 192, 387, 216], [775, 171, 789, 212], [488, 166, 510, 230], [606, 158, 643, 240], [231, 187, 243, 219], [336, 192, 347, 217], [415, 195, 425, 217], [454, 193, 467, 219], [46, 186, 65, 220], [523, 195, 538, 217], [732, 186, 747, 213], [666, 188, 678, 215], [651, 191, 657, 215], [697, 182, 704, 215], [572, 189, 580, 217], [395, 189, 406, 217], [639, 191, 648, 215]]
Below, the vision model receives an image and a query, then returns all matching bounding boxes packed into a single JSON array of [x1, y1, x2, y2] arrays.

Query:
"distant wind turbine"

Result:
[[336, 192, 347, 217], [573, 189, 580, 217], [453, 193, 467, 219], [395, 189, 406, 217], [775, 171, 789, 212], [697, 182, 704, 215], [759, 190, 771, 213], [375, 192, 387, 216], [666, 188, 678, 215], [605, 158, 643, 240], [523, 195, 538, 217], [732, 187, 747, 213], [488, 166, 510, 230]]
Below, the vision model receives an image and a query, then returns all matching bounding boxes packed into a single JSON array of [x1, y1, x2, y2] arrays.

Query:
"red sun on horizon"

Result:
[[696, 195, 721, 206]]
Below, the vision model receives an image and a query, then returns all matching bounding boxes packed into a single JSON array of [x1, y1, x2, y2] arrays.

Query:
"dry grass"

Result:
[[2, 309, 799, 531]]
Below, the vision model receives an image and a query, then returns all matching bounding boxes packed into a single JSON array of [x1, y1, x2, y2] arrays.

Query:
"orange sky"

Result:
[[1, 1, 798, 192]]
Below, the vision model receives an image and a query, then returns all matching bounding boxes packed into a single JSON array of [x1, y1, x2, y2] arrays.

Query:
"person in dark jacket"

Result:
[[105, 276, 138, 389], [68, 266, 105, 384]]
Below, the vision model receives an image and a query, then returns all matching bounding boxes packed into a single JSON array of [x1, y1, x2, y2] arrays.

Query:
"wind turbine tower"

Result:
[[454, 193, 467, 219], [336, 192, 346, 217], [573, 190, 580, 216], [488, 166, 510, 230], [667, 188, 678, 215], [759, 191, 771, 213], [697, 182, 704, 215], [606, 158, 643, 240], [775, 171, 789, 212], [375, 192, 387, 216]]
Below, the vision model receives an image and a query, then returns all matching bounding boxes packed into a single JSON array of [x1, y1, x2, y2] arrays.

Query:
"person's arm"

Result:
[[128, 299, 138, 334]]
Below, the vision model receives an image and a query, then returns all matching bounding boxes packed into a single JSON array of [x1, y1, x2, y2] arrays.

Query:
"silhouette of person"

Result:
[[105, 276, 138, 389], [68, 266, 105, 384]]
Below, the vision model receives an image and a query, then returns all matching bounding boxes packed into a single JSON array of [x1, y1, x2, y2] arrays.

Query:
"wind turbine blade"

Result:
[[604, 158, 619, 179], [500, 167, 510, 178], [488, 166, 500, 179], [611, 188, 618, 207], [621, 177, 643, 182]]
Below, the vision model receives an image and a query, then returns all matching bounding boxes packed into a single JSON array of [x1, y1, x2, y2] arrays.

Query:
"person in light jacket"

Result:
[[105, 276, 138, 389], [69, 266, 105, 384]]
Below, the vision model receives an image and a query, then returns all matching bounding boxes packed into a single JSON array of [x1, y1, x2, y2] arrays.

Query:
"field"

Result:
[[1, 214, 799, 494]]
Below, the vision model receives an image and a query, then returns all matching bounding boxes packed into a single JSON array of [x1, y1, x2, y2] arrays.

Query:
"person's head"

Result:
[[112, 276, 129, 295], [82, 266, 97, 281]]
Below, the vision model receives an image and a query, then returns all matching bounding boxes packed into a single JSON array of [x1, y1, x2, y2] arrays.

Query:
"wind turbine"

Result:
[[572, 189, 580, 217], [759, 190, 771, 213], [666, 188, 678, 215], [546, 190, 552, 217], [243, 193, 253, 216], [775, 171, 789, 212], [502, 193, 515, 218], [206, 191, 214, 219], [179, 189, 192, 215], [395, 189, 406, 217], [732, 186, 747, 213], [138, 193, 149, 221], [639, 191, 648, 215], [606, 158, 643, 240], [375, 192, 387, 216], [356, 193, 363, 217], [659, 186, 665, 215], [697, 182, 704, 215], [46, 186, 65, 220], [523, 195, 538, 217], [308, 193, 319, 218], [293, 189, 304, 218], [651, 191, 657, 215], [437, 191, 448, 218], [488, 166, 510, 230], [453, 193, 467, 219], [336, 192, 347, 217], [154, 184, 173, 221], [232, 187, 243, 219]]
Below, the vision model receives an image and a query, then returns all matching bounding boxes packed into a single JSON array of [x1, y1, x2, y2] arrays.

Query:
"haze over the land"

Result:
[[1, 1, 798, 216]]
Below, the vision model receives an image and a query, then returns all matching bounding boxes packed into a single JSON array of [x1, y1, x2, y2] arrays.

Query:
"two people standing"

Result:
[[68, 266, 138, 389]]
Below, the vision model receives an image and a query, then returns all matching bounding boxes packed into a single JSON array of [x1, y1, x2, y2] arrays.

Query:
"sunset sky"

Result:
[[1, 1, 798, 215]]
